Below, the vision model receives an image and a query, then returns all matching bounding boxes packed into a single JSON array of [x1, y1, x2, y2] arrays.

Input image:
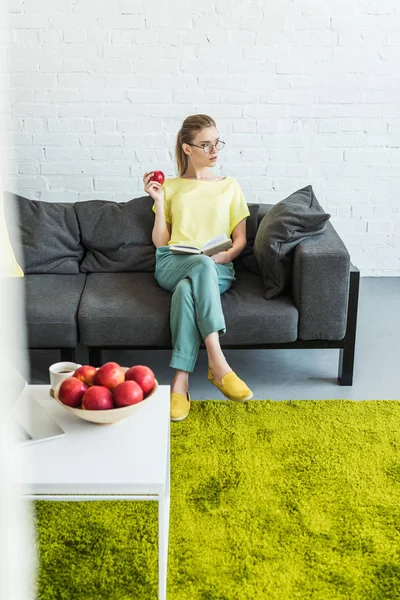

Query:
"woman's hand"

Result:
[[143, 171, 164, 204], [210, 251, 231, 264]]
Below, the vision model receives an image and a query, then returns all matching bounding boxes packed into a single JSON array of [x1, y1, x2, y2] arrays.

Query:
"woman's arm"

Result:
[[226, 219, 247, 260], [210, 219, 247, 264], [152, 205, 171, 248]]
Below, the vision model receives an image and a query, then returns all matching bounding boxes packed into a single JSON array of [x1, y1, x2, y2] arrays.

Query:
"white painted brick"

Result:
[[94, 120, 116, 133], [40, 163, 84, 175], [80, 133, 124, 146], [38, 58, 64, 73], [48, 118, 92, 132], [58, 104, 105, 117], [123, 134, 161, 147], [6, 58, 39, 72], [7, 0, 23, 13], [63, 30, 87, 43], [33, 133, 78, 146], [23, 119, 46, 133], [6, 14, 50, 28], [367, 220, 393, 233], [377, 15, 400, 29], [87, 30, 108, 44], [82, 88, 125, 102], [1, 161, 17, 174], [232, 121, 257, 134], [387, 32, 400, 44], [10, 73, 56, 88], [331, 15, 377, 32], [38, 30, 62, 45], [310, 31, 338, 46], [105, 104, 150, 117], [16, 162, 40, 175], [44, 147, 91, 161], [7, 132, 31, 145], [105, 74, 152, 88], [73, 0, 118, 13], [344, 148, 400, 164], [46, 176, 93, 191], [110, 30, 136, 44], [255, 120, 278, 133], [3, 117, 23, 132], [93, 177, 133, 191], [120, 1, 145, 15], [48, 14, 97, 29], [35, 89, 82, 103], [330, 218, 367, 233], [11, 147, 44, 160], [96, 15, 146, 29], [13, 30, 38, 44], [290, 16, 331, 30], [4, 175, 47, 190], [39, 191, 79, 202]]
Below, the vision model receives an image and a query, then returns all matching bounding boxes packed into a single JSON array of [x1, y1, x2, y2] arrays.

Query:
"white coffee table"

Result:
[[18, 383, 171, 600]]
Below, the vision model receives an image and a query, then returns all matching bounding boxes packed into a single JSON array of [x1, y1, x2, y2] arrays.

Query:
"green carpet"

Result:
[[34, 400, 400, 600]]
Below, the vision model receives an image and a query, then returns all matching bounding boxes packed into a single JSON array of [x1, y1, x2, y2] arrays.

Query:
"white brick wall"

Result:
[[1, 0, 400, 276]]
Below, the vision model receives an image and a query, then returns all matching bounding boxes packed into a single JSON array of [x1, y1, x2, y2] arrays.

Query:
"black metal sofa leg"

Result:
[[60, 348, 75, 362], [338, 266, 360, 386], [88, 348, 103, 367]]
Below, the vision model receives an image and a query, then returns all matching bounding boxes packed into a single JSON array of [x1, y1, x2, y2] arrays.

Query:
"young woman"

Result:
[[143, 114, 252, 422]]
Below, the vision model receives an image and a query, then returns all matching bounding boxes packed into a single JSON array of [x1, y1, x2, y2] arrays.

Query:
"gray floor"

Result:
[[29, 277, 400, 401]]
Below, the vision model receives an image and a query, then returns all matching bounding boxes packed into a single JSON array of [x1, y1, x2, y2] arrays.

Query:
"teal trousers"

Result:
[[155, 246, 236, 373]]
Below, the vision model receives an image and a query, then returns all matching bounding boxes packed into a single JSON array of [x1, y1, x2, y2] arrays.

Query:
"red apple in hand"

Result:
[[150, 170, 165, 185], [125, 365, 155, 395], [113, 380, 144, 407], [74, 365, 97, 386], [58, 377, 88, 408], [82, 386, 114, 410], [94, 362, 125, 390]]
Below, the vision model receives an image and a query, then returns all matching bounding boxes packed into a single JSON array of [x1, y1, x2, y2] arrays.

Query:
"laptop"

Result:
[[13, 376, 65, 446]]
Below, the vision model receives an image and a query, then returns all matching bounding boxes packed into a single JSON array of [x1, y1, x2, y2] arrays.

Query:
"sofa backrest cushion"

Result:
[[75, 195, 156, 272], [253, 185, 331, 299], [3, 192, 83, 274]]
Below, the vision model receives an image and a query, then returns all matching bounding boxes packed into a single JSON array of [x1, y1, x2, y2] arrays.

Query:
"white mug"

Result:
[[49, 361, 81, 395]]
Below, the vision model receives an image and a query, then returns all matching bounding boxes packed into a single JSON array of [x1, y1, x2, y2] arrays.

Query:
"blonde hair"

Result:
[[175, 114, 216, 177]]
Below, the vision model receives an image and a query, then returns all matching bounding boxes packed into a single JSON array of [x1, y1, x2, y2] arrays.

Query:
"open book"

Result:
[[169, 233, 233, 256]]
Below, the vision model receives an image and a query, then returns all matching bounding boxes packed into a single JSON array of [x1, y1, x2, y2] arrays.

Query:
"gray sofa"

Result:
[[4, 190, 360, 386]]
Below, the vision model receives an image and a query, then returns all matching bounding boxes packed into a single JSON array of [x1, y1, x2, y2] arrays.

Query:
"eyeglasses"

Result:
[[187, 140, 226, 154]]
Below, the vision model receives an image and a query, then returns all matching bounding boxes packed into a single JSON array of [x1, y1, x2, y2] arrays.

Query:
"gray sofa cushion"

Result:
[[3, 192, 83, 274], [253, 185, 331, 299], [220, 271, 298, 344], [78, 273, 172, 346], [75, 196, 156, 273], [24, 274, 86, 347], [78, 271, 298, 348]]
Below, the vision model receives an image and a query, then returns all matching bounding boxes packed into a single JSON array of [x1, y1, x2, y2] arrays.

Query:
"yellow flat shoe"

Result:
[[170, 391, 191, 422], [208, 368, 253, 402]]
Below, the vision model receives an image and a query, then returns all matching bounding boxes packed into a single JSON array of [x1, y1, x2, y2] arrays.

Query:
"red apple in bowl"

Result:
[[74, 365, 97, 386], [125, 365, 155, 395], [113, 380, 143, 407], [94, 362, 125, 390], [82, 386, 114, 410], [150, 170, 165, 185], [58, 377, 88, 408]]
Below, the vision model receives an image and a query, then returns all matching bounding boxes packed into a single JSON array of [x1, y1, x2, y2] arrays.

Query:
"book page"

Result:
[[202, 233, 229, 251]]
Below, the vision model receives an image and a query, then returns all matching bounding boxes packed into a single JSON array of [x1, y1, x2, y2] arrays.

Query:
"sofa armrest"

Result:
[[292, 221, 351, 340]]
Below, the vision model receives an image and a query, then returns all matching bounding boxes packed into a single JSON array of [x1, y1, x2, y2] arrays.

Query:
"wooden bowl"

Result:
[[53, 368, 158, 425]]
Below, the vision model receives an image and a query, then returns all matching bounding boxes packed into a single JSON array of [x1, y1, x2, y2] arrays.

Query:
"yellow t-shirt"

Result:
[[151, 176, 250, 247]]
